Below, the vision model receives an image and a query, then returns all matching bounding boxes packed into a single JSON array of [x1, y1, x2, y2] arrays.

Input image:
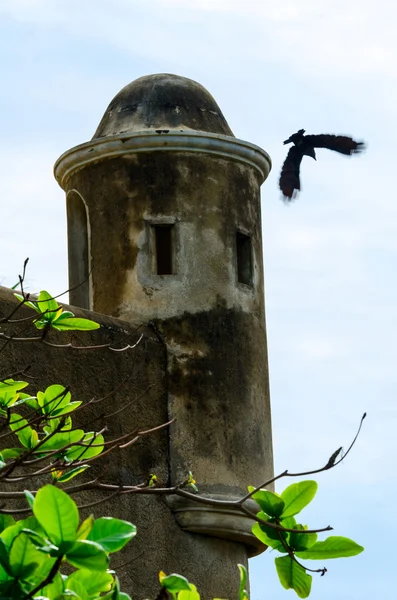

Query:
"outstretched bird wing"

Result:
[[303, 134, 365, 155], [279, 146, 304, 200]]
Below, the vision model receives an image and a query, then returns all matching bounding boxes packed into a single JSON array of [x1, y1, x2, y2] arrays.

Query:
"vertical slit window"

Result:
[[154, 224, 174, 275], [66, 192, 90, 309], [236, 231, 253, 286]]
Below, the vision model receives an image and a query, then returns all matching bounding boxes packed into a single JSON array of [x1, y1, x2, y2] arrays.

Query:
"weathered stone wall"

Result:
[[63, 150, 273, 497], [39, 73, 274, 598], [0, 288, 249, 599]]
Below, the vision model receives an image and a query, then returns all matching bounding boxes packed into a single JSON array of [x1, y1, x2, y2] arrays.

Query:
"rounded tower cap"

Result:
[[92, 73, 235, 139]]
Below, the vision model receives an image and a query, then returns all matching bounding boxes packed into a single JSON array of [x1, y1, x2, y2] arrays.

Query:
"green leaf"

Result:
[[0, 580, 15, 597], [9, 414, 36, 449], [296, 536, 364, 560], [52, 401, 82, 417], [288, 525, 317, 552], [178, 583, 200, 600], [56, 311, 75, 319], [9, 531, 45, 578], [0, 448, 26, 460], [76, 516, 94, 541], [24, 490, 35, 510], [56, 465, 90, 483], [65, 570, 114, 597], [252, 521, 286, 552], [38, 430, 85, 454], [275, 555, 312, 598], [51, 318, 100, 331], [0, 538, 11, 574], [36, 291, 61, 318], [65, 432, 104, 461], [101, 575, 130, 600], [279, 516, 298, 529], [1, 516, 41, 547], [160, 573, 192, 593], [0, 380, 29, 408], [0, 379, 29, 394], [64, 578, 89, 600], [44, 415, 73, 434], [21, 528, 58, 555], [252, 510, 289, 548], [280, 481, 318, 519], [238, 564, 248, 600], [14, 292, 38, 312], [248, 486, 285, 518], [66, 540, 109, 571], [37, 385, 71, 416], [22, 395, 40, 411], [86, 517, 136, 553], [30, 428, 39, 447], [0, 515, 15, 535], [40, 572, 64, 600], [34, 485, 79, 545]]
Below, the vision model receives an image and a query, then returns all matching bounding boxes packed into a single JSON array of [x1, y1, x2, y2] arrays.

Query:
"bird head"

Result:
[[283, 129, 306, 145]]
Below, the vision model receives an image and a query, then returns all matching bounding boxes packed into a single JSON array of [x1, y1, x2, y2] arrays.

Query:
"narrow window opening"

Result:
[[67, 191, 91, 308], [236, 231, 253, 286], [154, 225, 174, 275]]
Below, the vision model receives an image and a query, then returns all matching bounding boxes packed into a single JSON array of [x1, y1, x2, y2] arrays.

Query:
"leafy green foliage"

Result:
[[177, 584, 201, 600], [252, 514, 287, 551], [86, 518, 137, 553], [0, 485, 134, 599], [54, 464, 90, 483], [0, 382, 104, 483], [0, 380, 29, 417], [37, 385, 81, 417], [248, 486, 285, 518], [34, 485, 79, 545], [160, 572, 193, 595], [250, 480, 363, 597], [275, 556, 312, 598], [0, 290, 137, 599], [9, 413, 37, 449], [157, 564, 249, 600], [237, 564, 248, 600], [288, 525, 317, 552], [159, 572, 201, 600], [14, 290, 100, 332], [280, 481, 318, 519], [0, 515, 15, 534], [296, 537, 364, 560]]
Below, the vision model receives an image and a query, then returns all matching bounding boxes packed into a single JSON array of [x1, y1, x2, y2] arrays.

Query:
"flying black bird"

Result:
[[279, 129, 365, 200]]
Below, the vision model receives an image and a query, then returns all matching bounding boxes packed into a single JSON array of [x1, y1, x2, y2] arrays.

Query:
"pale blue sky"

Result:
[[1, 1, 395, 598]]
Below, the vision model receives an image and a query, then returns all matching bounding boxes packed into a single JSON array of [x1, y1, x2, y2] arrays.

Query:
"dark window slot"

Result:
[[154, 225, 174, 275], [236, 232, 253, 285], [67, 192, 90, 309]]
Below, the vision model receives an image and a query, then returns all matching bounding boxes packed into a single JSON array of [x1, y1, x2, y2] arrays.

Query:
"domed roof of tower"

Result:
[[92, 73, 234, 139]]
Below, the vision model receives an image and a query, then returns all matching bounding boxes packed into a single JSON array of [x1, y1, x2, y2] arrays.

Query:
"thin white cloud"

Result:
[[0, 147, 67, 293], [2, 0, 396, 81], [156, 0, 397, 79]]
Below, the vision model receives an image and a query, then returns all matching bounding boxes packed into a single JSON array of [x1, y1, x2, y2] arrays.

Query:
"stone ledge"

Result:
[[54, 130, 271, 188], [166, 494, 266, 558]]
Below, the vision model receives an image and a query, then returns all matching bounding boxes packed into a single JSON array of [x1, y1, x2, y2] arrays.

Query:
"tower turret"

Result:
[[54, 73, 273, 597]]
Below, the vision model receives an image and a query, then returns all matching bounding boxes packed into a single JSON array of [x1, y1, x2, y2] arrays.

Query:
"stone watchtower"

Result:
[[54, 74, 273, 598]]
